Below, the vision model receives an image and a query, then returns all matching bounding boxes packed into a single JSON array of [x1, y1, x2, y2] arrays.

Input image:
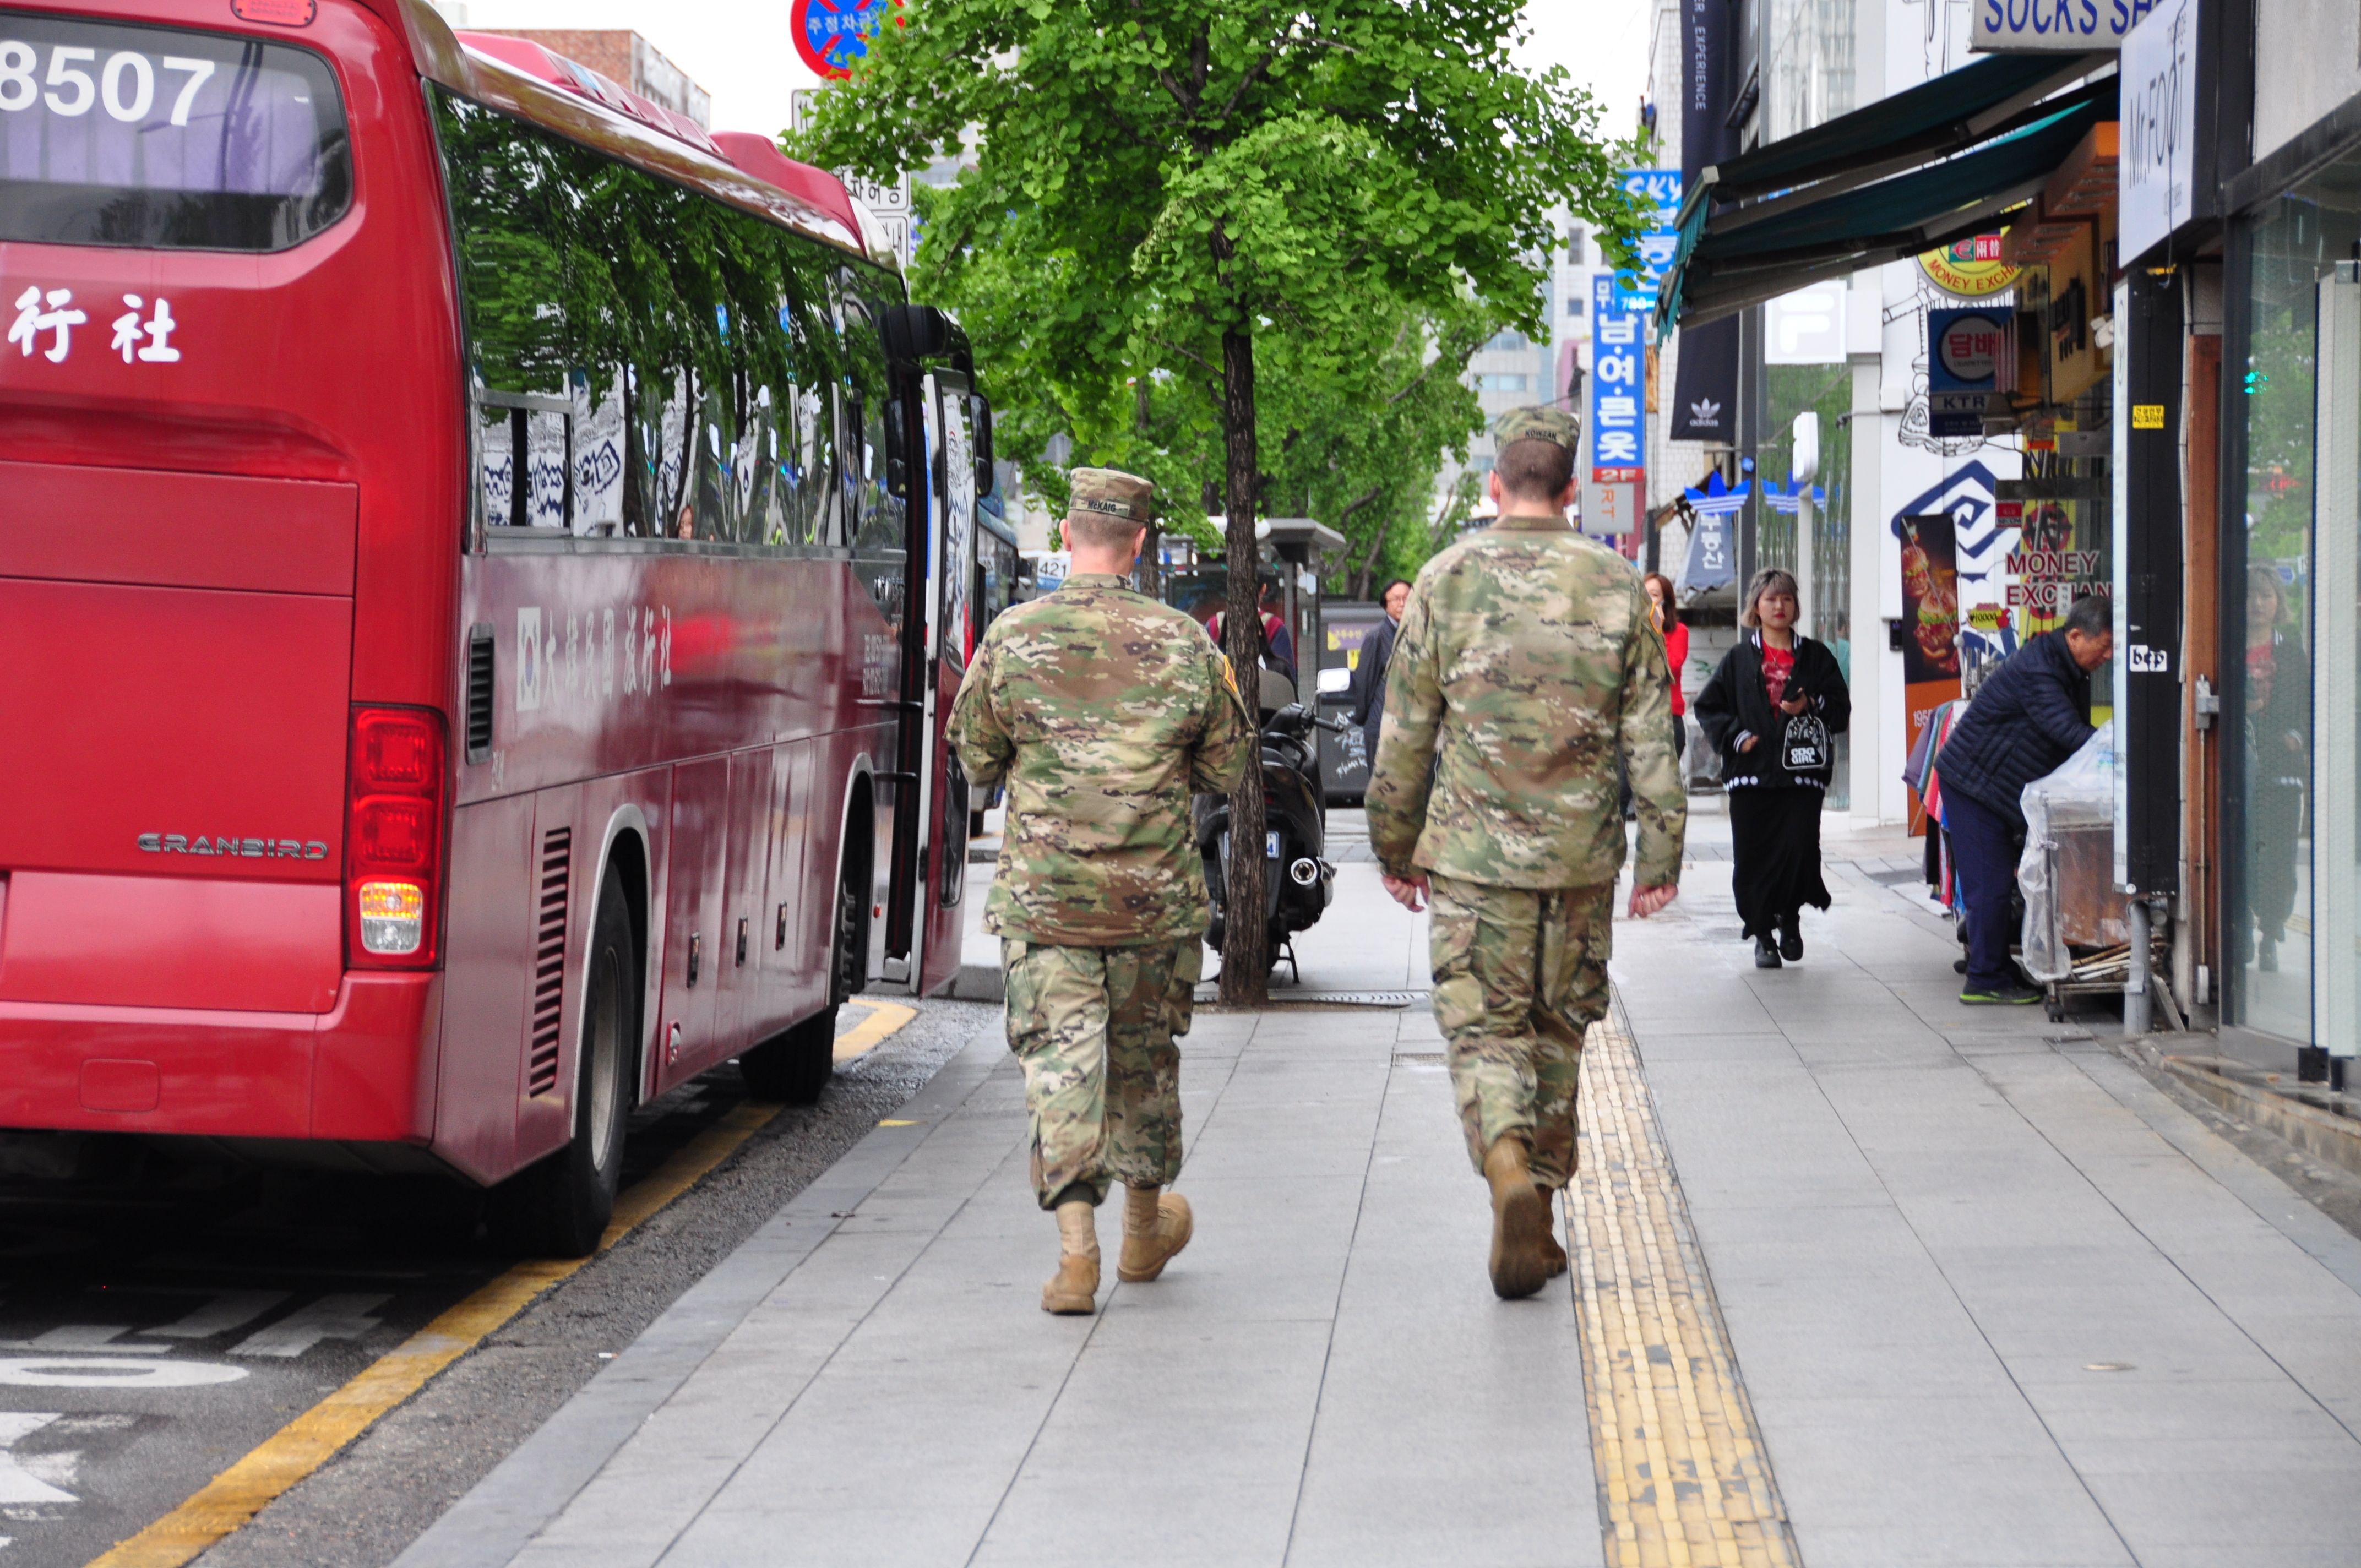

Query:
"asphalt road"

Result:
[[0, 997, 995, 1568]]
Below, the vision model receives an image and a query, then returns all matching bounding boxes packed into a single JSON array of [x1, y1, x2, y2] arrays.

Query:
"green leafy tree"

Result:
[[799, 0, 1639, 1002]]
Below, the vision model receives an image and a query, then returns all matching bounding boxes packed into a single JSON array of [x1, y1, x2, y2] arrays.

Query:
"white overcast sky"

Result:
[[456, 0, 1657, 147]]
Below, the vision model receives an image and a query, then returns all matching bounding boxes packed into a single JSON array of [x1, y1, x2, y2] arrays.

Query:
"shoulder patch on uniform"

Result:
[[1219, 653, 1242, 700]]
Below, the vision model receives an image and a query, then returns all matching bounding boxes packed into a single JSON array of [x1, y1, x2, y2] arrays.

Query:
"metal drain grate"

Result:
[[1391, 1051, 1447, 1065], [1192, 987, 1426, 1009]]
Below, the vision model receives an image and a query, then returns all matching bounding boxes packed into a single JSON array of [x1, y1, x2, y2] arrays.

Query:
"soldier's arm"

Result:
[[1617, 581, 1686, 887], [948, 641, 1014, 791], [1188, 648, 1253, 794], [1366, 584, 1441, 877]]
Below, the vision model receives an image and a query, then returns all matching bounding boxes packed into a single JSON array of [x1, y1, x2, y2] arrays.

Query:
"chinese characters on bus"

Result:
[[9, 286, 179, 364]]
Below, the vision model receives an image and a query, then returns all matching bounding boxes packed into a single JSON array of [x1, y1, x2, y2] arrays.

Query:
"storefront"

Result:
[[2223, 145, 2361, 1069]]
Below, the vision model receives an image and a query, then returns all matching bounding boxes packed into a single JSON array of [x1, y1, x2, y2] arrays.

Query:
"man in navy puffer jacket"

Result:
[[1935, 595, 2113, 1004]]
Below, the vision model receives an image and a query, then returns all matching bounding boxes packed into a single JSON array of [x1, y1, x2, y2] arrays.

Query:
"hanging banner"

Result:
[[1671, 0, 1740, 446], [1670, 314, 1739, 441], [1681, 0, 1737, 182], [1899, 510, 1963, 834]]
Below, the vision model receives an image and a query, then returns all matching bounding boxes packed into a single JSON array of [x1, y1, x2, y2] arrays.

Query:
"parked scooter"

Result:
[[1196, 665, 1346, 978]]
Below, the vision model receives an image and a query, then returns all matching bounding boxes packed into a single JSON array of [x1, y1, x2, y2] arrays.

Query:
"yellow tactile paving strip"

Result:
[[1567, 1010, 1800, 1568]]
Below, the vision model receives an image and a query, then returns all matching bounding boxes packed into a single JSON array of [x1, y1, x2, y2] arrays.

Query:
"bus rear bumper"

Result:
[[0, 974, 439, 1142]]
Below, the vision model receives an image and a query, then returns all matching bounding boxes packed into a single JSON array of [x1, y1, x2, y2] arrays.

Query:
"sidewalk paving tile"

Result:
[[410, 812, 2361, 1568]]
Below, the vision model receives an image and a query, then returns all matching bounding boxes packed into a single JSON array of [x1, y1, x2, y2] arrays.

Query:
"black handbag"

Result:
[[1780, 711, 1830, 772]]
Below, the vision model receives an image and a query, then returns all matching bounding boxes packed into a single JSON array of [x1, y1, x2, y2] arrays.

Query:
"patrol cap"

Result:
[[1494, 406, 1580, 454], [1067, 467, 1156, 528]]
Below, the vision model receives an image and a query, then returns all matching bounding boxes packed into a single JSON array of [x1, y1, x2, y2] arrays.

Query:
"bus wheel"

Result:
[[495, 875, 637, 1257], [739, 1008, 836, 1106]]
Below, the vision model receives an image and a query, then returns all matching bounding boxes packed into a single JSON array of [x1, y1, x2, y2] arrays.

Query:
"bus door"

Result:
[[873, 368, 972, 992]]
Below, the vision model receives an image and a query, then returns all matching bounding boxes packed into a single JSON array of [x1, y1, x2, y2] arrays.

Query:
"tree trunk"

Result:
[[1218, 324, 1270, 1007]]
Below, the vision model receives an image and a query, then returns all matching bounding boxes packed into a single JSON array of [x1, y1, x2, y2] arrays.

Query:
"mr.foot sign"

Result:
[[792, 0, 902, 80]]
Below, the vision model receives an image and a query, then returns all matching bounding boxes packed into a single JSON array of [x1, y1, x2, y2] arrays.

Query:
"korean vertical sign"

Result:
[[1612, 169, 1684, 311], [1585, 276, 1645, 537]]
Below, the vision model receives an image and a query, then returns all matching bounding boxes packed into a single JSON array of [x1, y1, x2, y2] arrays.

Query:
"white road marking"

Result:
[[142, 1289, 290, 1341], [0, 1415, 73, 1505], [0, 1327, 166, 1355], [0, 1358, 246, 1389], [229, 1292, 389, 1358]]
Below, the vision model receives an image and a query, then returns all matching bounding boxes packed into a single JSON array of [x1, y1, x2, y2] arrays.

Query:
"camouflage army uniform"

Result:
[[949, 489, 1250, 1212], [1366, 410, 1685, 1191]]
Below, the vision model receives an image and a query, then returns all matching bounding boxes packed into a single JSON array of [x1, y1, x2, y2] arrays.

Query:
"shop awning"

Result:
[[1657, 60, 2116, 333], [1680, 52, 2108, 217]]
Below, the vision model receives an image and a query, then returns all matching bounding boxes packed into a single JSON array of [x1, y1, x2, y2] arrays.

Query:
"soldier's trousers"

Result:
[[1001, 937, 1201, 1210], [1427, 874, 1614, 1191]]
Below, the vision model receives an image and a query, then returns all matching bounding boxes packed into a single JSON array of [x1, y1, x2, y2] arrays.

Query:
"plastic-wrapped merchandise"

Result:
[[2015, 722, 2119, 982]]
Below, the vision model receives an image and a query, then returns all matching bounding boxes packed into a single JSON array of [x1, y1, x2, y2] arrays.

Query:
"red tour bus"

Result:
[[0, 0, 987, 1250]]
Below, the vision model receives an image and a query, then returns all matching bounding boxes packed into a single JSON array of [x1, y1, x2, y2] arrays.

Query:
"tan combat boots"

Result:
[[1483, 1137, 1550, 1299], [1116, 1185, 1194, 1282], [1042, 1199, 1100, 1315]]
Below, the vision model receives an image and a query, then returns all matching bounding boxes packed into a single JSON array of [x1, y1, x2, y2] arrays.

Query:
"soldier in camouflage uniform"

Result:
[[1366, 407, 1685, 1300], [949, 468, 1252, 1316]]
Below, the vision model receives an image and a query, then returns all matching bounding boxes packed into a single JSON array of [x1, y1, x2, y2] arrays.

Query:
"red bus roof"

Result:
[[454, 32, 724, 159], [709, 133, 863, 242]]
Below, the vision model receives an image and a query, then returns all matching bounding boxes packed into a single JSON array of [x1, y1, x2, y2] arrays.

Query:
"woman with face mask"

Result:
[[1693, 568, 1852, 968]]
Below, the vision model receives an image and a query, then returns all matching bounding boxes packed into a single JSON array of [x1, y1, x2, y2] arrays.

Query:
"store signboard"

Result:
[[2119, 0, 2196, 263], [1764, 279, 1847, 364], [1580, 478, 1641, 540], [1972, 0, 2159, 52], [1590, 274, 1646, 485], [1928, 306, 2016, 436], [1612, 169, 1683, 312]]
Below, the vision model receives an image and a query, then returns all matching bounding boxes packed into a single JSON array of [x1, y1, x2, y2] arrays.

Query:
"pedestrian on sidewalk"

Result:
[[1348, 577, 1412, 775], [1930, 594, 2111, 1004], [1692, 568, 1851, 969], [1366, 407, 1685, 1302], [949, 469, 1252, 1315], [1645, 571, 1690, 772], [1620, 571, 1691, 817]]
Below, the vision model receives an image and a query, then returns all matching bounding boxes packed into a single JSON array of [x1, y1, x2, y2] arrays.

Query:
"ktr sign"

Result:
[[1972, 0, 2160, 52]]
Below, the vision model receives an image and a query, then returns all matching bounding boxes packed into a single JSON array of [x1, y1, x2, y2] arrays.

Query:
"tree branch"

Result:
[[1141, 333, 1219, 378]]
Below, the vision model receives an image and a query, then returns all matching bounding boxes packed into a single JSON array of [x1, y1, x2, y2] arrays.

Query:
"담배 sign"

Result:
[[1589, 274, 1645, 486], [1612, 168, 1683, 312], [1927, 306, 2015, 437], [792, 0, 901, 80]]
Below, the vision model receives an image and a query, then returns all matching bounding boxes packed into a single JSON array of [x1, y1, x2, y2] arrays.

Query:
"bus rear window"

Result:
[[0, 10, 349, 252]]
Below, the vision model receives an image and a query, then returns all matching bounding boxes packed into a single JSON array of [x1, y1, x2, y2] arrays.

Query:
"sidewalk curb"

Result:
[[2134, 1044, 2361, 1184]]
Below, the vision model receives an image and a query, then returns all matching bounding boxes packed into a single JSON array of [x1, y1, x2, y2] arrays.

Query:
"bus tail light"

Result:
[[346, 707, 448, 968]]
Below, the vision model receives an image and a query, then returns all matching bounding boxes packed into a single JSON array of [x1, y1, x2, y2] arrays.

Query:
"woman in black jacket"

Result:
[[1693, 568, 1852, 968]]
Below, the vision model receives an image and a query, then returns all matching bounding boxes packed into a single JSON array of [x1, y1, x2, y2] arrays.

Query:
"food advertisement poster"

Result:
[[1900, 510, 1963, 835]]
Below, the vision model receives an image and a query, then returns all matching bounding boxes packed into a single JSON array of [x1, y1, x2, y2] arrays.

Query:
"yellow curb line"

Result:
[[833, 1000, 916, 1063], [89, 1004, 920, 1568]]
